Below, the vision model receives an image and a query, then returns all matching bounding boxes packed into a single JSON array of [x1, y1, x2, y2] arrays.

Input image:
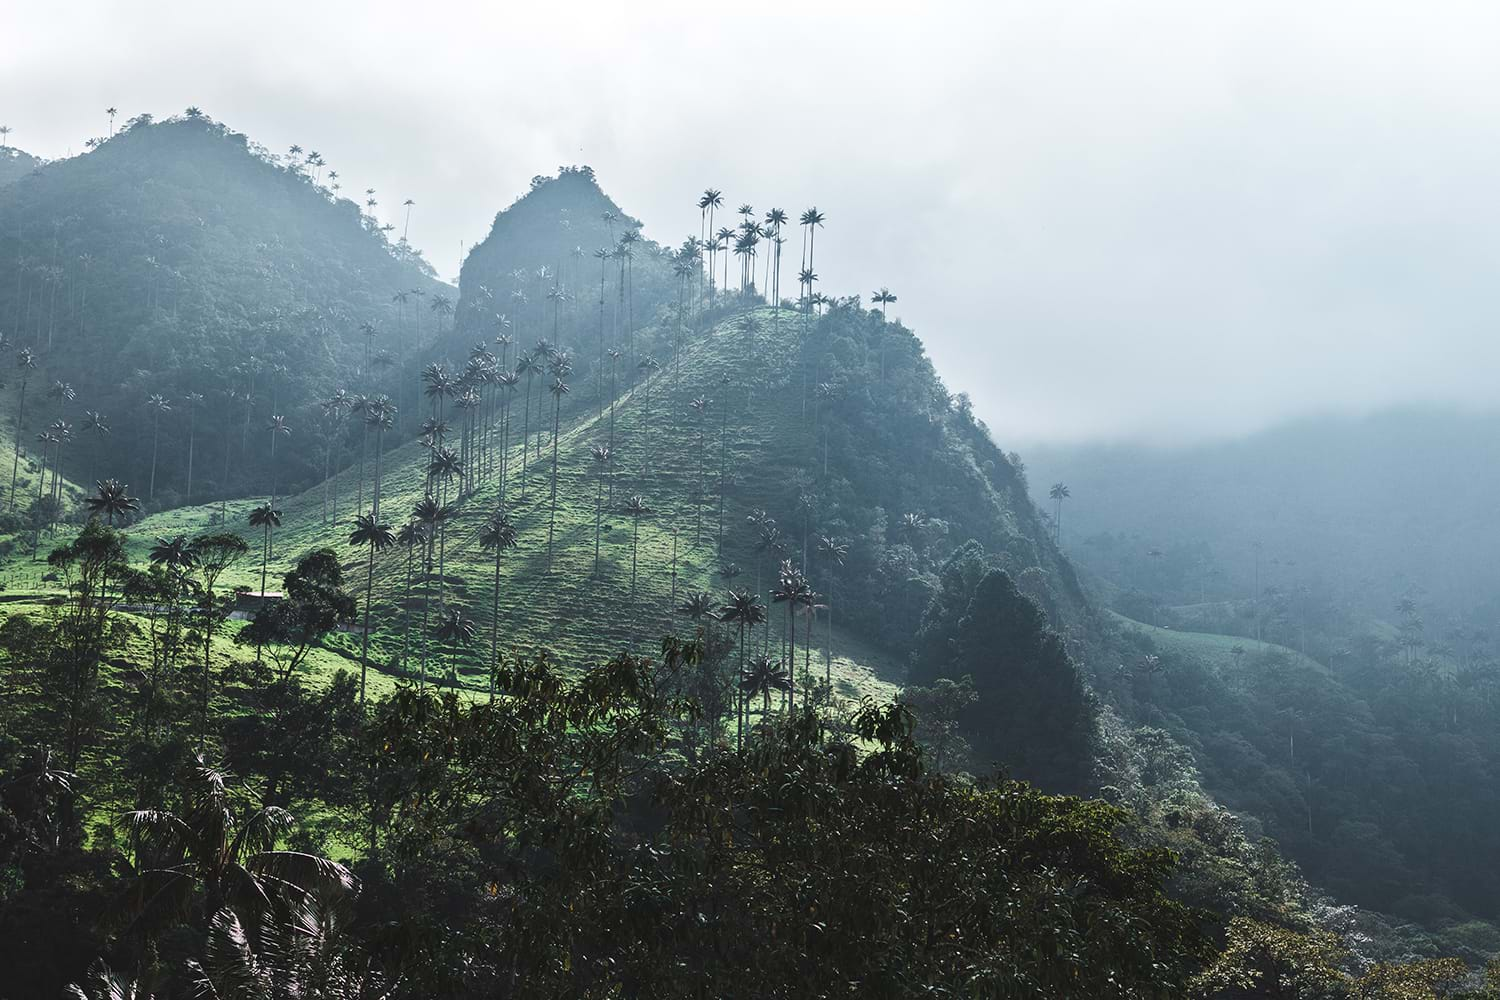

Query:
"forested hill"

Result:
[[0, 111, 449, 511], [1026, 407, 1500, 930], [0, 145, 41, 188]]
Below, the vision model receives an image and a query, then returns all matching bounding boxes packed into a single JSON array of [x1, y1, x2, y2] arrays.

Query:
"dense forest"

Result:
[[0, 111, 1495, 998]]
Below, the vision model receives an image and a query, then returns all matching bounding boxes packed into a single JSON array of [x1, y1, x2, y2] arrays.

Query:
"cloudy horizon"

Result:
[[8, 0, 1500, 447]]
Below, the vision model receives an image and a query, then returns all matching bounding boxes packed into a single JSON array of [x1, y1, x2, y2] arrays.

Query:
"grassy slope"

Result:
[[1108, 609, 1330, 679], [0, 379, 89, 566], [2, 306, 901, 701]]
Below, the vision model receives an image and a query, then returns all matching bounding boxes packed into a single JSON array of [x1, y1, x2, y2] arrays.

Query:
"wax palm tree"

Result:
[[318, 391, 351, 524], [117, 756, 356, 937], [816, 535, 849, 686], [81, 410, 109, 490], [636, 355, 662, 472], [677, 592, 717, 623], [589, 444, 611, 576], [48, 379, 76, 413], [429, 294, 454, 334], [265, 414, 290, 509], [182, 392, 203, 498], [753, 521, 782, 609], [433, 606, 477, 685], [545, 376, 571, 566], [366, 398, 395, 517], [715, 227, 734, 292], [411, 496, 454, 685], [798, 266, 818, 312], [800, 206, 826, 281], [247, 503, 281, 599], [348, 513, 394, 705], [396, 520, 427, 670], [426, 447, 463, 593], [1049, 482, 1071, 544], [719, 589, 768, 747], [421, 363, 452, 426], [150, 534, 198, 579], [9, 348, 35, 509], [771, 560, 816, 711], [146, 394, 172, 500], [86, 479, 138, 525], [47, 419, 70, 506], [700, 189, 723, 296], [899, 511, 928, 549], [623, 494, 651, 596], [478, 510, 518, 698], [33, 431, 57, 508], [515, 353, 537, 498], [689, 396, 711, 543], [495, 369, 519, 501], [606, 348, 622, 497], [764, 207, 789, 307], [872, 287, 898, 378], [740, 654, 791, 715]]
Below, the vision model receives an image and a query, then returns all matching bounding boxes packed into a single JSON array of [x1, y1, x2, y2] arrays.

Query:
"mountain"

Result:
[[0, 111, 449, 513], [0, 124, 1488, 975]]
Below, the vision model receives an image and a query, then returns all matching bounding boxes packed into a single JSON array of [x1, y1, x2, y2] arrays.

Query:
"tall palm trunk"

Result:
[[149, 412, 161, 500], [607, 359, 618, 503], [187, 409, 196, 499], [356, 422, 367, 513], [787, 603, 797, 713], [500, 393, 511, 503], [359, 541, 375, 705], [519, 375, 532, 499], [373, 426, 385, 518], [630, 513, 640, 596], [597, 262, 607, 419], [717, 401, 729, 555], [825, 577, 834, 688], [260, 522, 270, 598], [737, 622, 747, 750], [488, 543, 502, 700], [7, 380, 25, 509], [222, 417, 233, 522], [401, 539, 415, 671], [547, 393, 562, 567], [593, 470, 603, 576], [419, 541, 433, 690]]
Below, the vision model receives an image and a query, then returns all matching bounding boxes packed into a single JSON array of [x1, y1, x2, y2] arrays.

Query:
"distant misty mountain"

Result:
[[1026, 406, 1500, 621]]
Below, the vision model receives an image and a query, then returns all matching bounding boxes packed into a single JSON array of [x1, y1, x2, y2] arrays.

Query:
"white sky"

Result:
[[7, 0, 1500, 445]]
